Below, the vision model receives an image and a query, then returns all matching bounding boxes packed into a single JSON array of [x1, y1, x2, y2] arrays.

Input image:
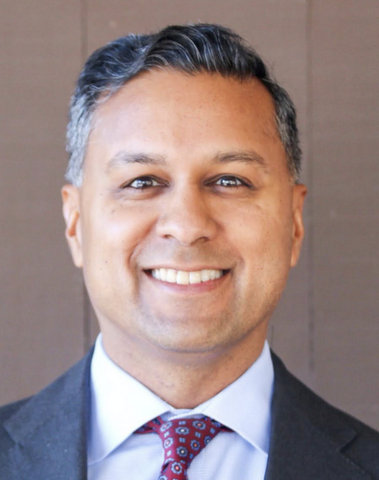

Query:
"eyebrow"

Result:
[[106, 152, 167, 171], [106, 149, 268, 171], [213, 150, 267, 167]]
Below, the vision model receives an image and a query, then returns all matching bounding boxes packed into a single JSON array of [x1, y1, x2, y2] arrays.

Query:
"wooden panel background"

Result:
[[0, 0, 378, 429]]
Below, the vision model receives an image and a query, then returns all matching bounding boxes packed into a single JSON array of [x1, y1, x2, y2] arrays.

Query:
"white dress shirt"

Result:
[[88, 335, 274, 480]]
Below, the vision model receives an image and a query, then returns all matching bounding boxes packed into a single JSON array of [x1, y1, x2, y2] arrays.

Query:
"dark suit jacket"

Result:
[[0, 350, 378, 479]]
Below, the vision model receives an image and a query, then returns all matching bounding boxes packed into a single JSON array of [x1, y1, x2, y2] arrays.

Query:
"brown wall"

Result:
[[1, 0, 378, 429]]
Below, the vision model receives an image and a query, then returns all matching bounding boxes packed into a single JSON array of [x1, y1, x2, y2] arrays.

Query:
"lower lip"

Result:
[[144, 270, 230, 294]]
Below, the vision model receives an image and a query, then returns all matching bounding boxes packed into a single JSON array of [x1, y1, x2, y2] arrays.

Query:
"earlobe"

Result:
[[61, 184, 83, 268], [290, 184, 307, 267]]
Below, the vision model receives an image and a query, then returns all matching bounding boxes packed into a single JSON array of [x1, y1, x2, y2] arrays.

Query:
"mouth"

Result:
[[147, 268, 229, 286]]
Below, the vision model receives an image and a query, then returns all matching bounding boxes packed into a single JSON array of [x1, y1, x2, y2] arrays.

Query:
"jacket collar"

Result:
[[265, 352, 370, 479]]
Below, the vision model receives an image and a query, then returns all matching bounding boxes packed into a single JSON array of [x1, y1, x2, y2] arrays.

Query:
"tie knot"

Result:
[[137, 415, 228, 479]]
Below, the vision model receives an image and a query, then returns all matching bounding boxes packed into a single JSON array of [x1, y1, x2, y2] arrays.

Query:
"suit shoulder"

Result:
[[0, 397, 31, 452], [0, 353, 92, 477], [0, 397, 30, 420], [271, 352, 379, 476], [0, 350, 93, 449]]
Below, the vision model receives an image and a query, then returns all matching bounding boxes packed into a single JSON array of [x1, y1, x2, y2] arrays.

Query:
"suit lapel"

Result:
[[265, 353, 371, 480], [2, 350, 92, 480]]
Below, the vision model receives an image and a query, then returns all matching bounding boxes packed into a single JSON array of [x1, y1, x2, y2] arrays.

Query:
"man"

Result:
[[0, 23, 377, 479]]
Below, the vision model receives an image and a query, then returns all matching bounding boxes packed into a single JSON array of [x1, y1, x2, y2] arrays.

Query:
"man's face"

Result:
[[63, 71, 306, 363]]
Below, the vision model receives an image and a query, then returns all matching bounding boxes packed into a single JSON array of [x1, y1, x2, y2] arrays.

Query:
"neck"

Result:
[[101, 326, 267, 408]]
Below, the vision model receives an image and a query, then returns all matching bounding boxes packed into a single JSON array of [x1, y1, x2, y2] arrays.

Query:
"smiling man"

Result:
[[0, 24, 378, 480]]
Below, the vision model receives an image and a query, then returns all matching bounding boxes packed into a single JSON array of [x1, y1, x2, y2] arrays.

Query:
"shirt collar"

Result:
[[88, 335, 274, 464]]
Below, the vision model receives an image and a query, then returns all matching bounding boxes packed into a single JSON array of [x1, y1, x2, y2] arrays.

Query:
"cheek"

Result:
[[229, 201, 294, 268], [81, 203, 154, 269]]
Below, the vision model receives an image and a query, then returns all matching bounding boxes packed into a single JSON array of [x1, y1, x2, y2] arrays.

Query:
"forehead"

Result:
[[85, 70, 284, 171]]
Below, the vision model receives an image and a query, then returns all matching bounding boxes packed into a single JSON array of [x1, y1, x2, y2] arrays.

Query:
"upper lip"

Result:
[[144, 266, 230, 272]]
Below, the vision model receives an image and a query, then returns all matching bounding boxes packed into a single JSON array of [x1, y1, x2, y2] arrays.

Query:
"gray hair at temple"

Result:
[[65, 23, 301, 186]]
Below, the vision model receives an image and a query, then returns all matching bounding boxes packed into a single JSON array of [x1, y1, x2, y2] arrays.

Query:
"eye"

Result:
[[123, 176, 164, 189], [212, 175, 250, 188]]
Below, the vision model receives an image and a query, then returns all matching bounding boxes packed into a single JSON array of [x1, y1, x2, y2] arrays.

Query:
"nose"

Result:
[[155, 185, 218, 245]]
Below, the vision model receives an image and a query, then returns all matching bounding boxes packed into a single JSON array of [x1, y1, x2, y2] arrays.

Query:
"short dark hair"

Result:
[[65, 23, 301, 185]]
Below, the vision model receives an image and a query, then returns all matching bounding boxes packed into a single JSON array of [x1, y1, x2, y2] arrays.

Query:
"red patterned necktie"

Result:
[[136, 415, 228, 480]]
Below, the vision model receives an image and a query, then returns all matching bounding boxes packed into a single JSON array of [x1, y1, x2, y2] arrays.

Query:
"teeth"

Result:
[[166, 269, 176, 283], [176, 271, 189, 285], [189, 271, 201, 284], [151, 268, 223, 285], [201, 270, 211, 282], [160, 268, 167, 282]]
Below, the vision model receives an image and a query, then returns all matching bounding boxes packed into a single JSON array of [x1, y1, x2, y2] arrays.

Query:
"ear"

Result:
[[61, 184, 83, 268], [290, 183, 307, 267]]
